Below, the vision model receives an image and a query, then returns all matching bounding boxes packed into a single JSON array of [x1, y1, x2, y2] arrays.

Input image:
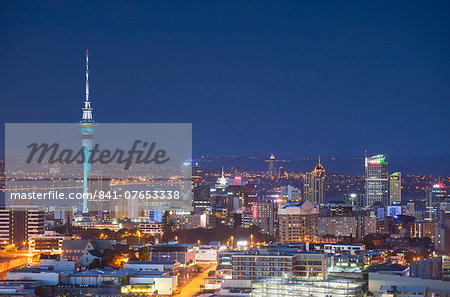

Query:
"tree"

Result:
[[129, 252, 139, 261], [34, 286, 49, 296], [138, 247, 151, 261], [88, 258, 101, 269], [102, 249, 124, 269]]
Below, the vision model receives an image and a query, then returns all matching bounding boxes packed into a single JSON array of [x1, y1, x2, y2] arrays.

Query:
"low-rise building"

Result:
[[232, 248, 327, 280], [251, 278, 364, 297], [72, 221, 121, 232], [410, 258, 442, 280], [40, 254, 75, 272], [195, 244, 219, 264], [329, 254, 364, 272], [69, 268, 129, 286], [124, 261, 179, 274], [167, 213, 205, 229], [6, 268, 59, 286], [138, 222, 164, 235], [369, 272, 450, 296], [150, 243, 196, 266], [217, 250, 244, 279], [364, 262, 409, 277], [29, 233, 70, 254], [323, 243, 365, 254], [62, 239, 113, 266], [128, 274, 178, 295]]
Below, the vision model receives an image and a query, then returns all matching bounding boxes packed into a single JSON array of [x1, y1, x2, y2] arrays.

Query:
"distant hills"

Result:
[[194, 155, 450, 176]]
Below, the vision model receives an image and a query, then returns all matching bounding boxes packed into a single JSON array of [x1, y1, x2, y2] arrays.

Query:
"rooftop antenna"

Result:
[[85, 49, 89, 102]]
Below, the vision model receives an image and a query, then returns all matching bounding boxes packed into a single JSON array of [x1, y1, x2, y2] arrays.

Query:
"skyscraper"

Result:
[[303, 159, 325, 204], [192, 164, 203, 198], [251, 201, 278, 237], [365, 154, 389, 207], [78, 50, 95, 214], [87, 173, 111, 218], [193, 185, 211, 214], [267, 154, 276, 178], [278, 166, 286, 178], [390, 172, 402, 205], [278, 200, 319, 242], [427, 183, 447, 221], [0, 206, 45, 249]]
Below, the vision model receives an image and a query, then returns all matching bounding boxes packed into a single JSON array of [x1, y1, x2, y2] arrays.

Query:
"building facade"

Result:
[[318, 216, 357, 237], [365, 155, 389, 207], [252, 201, 277, 237], [389, 172, 401, 205], [0, 206, 45, 248], [303, 161, 325, 204], [278, 200, 319, 243], [232, 248, 327, 280]]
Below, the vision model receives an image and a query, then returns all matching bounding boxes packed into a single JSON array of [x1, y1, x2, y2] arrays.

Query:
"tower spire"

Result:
[[79, 49, 96, 214], [81, 49, 93, 123], [85, 49, 89, 102]]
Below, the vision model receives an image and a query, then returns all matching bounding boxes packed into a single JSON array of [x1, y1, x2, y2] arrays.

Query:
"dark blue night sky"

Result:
[[1, 1, 449, 159]]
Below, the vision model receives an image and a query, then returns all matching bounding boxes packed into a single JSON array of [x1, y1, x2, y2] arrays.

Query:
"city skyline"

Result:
[[1, 1, 449, 159], [0, 2, 449, 296]]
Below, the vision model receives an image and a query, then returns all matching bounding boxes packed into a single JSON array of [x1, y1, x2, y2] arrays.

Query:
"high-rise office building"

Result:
[[251, 201, 278, 237], [427, 183, 447, 221], [278, 200, 319, 242], [278, 166, 286, 178], [0, 206, 45, 248], [390, 172, 401, 205], [192, 164, 203, 197], [193, 185, 211, 214], [303, 160, 325, 204], [267, 154, 276, 178], [365, 154, 389, 207], [281, 185, 301, 201], [87, 173, 111, 218]]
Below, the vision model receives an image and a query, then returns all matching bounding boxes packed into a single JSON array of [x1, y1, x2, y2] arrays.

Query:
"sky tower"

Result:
[[78, 49, 95, 214]]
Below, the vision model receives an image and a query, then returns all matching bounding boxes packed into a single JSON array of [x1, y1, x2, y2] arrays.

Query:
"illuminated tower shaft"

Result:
[[267, 154, 276, 178], [79, 50, 95, 213]]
